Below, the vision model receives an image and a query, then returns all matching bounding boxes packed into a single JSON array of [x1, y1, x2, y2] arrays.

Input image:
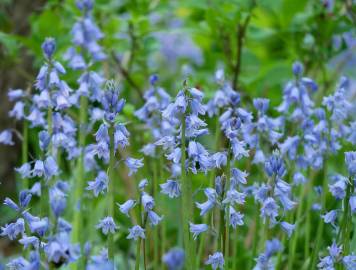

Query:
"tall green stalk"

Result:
[[153, 159, 159, 269], [341, 176, 354, 255], [21, 119, 29, 190], [310, 162, 328, 269], [71, 96, 88, 269], [288, 184, 304, 269], [180, 112, 193, 270], [224, 149, 231, 267], [108, 124, 115, 261], [304, 172, 314, 259], [197, 115, 221, 268]]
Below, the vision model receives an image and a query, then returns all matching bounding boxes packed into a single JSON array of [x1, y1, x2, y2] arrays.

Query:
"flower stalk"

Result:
[[108, 124, 116, 261]]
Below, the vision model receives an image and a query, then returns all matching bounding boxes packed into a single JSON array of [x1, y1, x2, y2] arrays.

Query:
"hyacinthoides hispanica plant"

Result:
[[1, 5, 356, 270], [63, 1, 106, 267]]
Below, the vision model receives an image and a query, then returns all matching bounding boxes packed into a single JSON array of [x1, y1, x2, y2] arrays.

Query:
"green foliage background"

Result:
[[0, 0, 355, 267]]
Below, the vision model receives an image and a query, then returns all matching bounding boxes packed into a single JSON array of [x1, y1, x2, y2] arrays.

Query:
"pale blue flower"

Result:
[[205, 252, 224, 270], [280, 221, 295, 238], [86, 171, 108, 197], [160, 180, 181, 198], [127, 225, 145, 241], [0, 130, 14, 145], [189, 223, 208, 240], [125, 157, 144, 176], [162, 247, 185, 270], [96, 216, 117, 235], [117, 199, 136, 217]]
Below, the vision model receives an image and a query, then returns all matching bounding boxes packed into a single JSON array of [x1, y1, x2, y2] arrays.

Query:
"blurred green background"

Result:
[[0, 0, 355, 261]]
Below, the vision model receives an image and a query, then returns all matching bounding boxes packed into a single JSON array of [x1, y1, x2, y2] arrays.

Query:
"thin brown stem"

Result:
[[232, 14, 251, 90]]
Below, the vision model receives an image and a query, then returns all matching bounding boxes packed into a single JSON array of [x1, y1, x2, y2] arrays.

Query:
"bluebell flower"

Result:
[[280, 221, 295, 238], [0, 130, 14, 145], [58, 218, 72, 233], [19, 190, 32, 208], [279, 136, 299, 160], [343, 254, 356, 270], [261, 197, 279, 224], [95, 123, 109, 143], [231, 139, 249, 160], [329, 177, 347, 199], [264, 153, 286, 178], [96, 216, 118, 235], [189, 223, 208, 240], [32, 160, 44, 177], [38, 130, 51, 151], [147, 210, 163, 226], [229, 206, 244, 228], [345, 151, 356, 176], [292, 61, 303, 76], [138, 179, 149, 190], [215, 176, 224, 196], [196, 188, 217, 216], [222, 189, 246, 205], [44, 155, 59, 179], [9, 101, 25, 120], [253, 98, 270, 114], [142, 192, 155, 211], [265, 238, 283, 257], [115, 124, 130, 149], [50, 186, 67, 217], [293, 172, 307, 185], [321, 210, 338, 227], [231, 168, 248, 186], [8, 88, 25, 101], [211, 152, 227, 169], [117, 199, 136, 217], [44, 233, 80, 264], [86, 171, 108, 197], [41, 37, 56, 59], [205, 252, 224, 270], [254, 184, 269, 204], [26, 215, 49, 237], [125, 157, 144, 176], [101, 81, 125, 122], [26, 107, 46, 127], [6, 257, 29, 269], [160, 180, 181, 198], [3, 197, 19, 211], [162, 247, 185, 270], [0, 218, 25, 240], [350, 196, 356, 213], [276, 192, 296, 211], [127, 225, 145, 240], [166, 147, 181, 164], [187, 141, 213, 173], [140, 143, 156, 157], [19, 235, 40, 250]]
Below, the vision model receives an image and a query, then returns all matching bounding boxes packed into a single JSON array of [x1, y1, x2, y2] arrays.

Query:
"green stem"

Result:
[[232, 227, 238, 269], [21, 119, 29, 190], [160, 155, 166, 261], [341, 176, 354, 255], [288, 184, 305, 269], [310, 163, 328, 269], [153, 159, 159, 269], [135, 237, 141, 270], [304, 173, 314, 259], [249, 209, 260, 269], [180, 113, 193, 270], [224, 149, 231, 267], [108, 124, 115, 261], [71, 96, 88, 269], [196, 115, 221, 268]]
